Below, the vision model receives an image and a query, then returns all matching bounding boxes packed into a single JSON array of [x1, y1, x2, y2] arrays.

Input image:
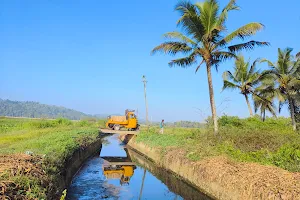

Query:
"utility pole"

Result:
[[142, 75, 149, 127]]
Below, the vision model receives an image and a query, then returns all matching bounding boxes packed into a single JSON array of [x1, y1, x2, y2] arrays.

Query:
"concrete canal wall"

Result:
[[55, 135, 106, 199]]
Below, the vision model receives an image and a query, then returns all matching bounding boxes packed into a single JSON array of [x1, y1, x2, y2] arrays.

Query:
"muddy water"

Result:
[[67, 135, 212, 200]]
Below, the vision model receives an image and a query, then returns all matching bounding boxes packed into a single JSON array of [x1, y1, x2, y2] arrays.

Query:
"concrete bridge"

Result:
[[99, 128, 139, 135]]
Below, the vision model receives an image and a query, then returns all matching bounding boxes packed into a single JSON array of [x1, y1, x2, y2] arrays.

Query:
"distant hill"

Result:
[[0, 99, 95, 120]]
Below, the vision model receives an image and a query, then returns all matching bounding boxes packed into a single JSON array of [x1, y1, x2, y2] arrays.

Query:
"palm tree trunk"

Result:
[[206, 64, 218, 134], [262, 110, 266, 122], [288, 97, 297, 131], [244, 94, 253, 117]]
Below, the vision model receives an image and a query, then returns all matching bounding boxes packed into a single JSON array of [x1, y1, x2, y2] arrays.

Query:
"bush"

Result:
[[218, 115, 243, 127], [78, 120, 90, 127], [54, 118, 72, 126]]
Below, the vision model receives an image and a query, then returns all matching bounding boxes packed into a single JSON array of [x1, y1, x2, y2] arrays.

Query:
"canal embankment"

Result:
[[0, 117, 106, 200], [121, 130, 300, 200]]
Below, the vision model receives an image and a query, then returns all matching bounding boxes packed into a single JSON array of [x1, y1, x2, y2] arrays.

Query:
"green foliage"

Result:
[[13, 175, 47, 199], [137, 116, 300, 172], [261, 48, 300, 129], [218, 115, 243, 127], [0, 118, 100, 198], [78, 120, 91, 127], [60, 189, 67, 200], [172, 121, 206, 128], [54, 118, 73, 126]]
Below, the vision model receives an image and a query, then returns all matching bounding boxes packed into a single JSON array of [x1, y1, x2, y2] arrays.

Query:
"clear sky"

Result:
[[1, 0, 299, 122]]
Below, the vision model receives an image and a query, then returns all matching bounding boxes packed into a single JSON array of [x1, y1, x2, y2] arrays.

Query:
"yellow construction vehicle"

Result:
[[106, 109, 139, 131]]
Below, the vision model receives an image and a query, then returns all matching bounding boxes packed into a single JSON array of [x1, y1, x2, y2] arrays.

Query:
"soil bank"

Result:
[[121, 135, 300, 200]]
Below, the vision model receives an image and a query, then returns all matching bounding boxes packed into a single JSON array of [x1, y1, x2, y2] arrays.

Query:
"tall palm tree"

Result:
[[151, 0, 269, 134], [261, 48, 300, 130], [222, 55, 265, 116]]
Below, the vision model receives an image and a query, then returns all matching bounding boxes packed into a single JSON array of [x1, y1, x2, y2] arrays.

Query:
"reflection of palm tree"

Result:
[[138, 169, 146, 200]]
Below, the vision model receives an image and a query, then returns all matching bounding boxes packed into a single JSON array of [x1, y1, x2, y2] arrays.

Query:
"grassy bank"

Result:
[[137, 116, 300, 172], [0, 117, 105, 199]]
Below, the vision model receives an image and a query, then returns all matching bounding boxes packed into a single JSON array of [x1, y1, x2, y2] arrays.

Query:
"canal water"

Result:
[[67, 135, 211, 200]]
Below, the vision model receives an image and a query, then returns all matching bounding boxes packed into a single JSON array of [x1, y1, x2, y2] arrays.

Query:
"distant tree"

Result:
[[151, 0, 269, 134]]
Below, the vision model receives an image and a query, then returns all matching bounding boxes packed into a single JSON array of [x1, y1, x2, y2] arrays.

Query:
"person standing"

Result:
[[159, 119, 164, 134]]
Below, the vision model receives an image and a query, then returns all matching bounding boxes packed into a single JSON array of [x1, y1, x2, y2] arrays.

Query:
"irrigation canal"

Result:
[[67, 134, 212, 200]]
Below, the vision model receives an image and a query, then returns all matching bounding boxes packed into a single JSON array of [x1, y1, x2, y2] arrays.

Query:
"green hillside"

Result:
[[0, 99, 93, 120]]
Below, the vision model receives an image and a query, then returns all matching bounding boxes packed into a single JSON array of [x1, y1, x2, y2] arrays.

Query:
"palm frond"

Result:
[[288, 78, 300, 90], [251, 70, 275, 86], [267, 103, 277, 117], [278, 48, 293, 74], [248, 58, 261, 76], [151, 42, 192, 55], [212, 51, 237, 61], [195, 0, 219, 35], [168, 52, 197, 68], [288, 57, 300, 75], [195, 59, 205, 73], [223, 23, 265, 44], [211, 51, 236, 70], [222, 70, 239, 82], [222, 80, 240, 91], [228, 40, 270, 53], [260, 58, 276, 68], [296, 52, 300, 59], [175, 1, 205, 42], [218, 0, 239, 25], [163, 32, 197, 45]]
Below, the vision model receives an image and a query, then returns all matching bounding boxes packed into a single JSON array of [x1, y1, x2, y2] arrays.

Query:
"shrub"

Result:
[[218, 115, 243, 127], [78, 120, 90, 127], [54, 118, 72, 126]]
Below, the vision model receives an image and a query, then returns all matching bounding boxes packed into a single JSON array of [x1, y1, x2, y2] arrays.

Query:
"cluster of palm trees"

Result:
[[222, 48, 300, 131], [151, 0, 300, 134]]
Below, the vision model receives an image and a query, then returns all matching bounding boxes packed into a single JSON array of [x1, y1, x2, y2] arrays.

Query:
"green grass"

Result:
[[137, 116, 300, 172], [0, 117, 106, 199]]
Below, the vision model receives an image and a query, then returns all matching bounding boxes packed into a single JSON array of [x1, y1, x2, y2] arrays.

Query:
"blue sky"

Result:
[[1, 0, 299, 122]]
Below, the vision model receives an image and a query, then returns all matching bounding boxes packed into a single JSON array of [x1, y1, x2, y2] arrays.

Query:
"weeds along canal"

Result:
[[67, 134, 211, 200]]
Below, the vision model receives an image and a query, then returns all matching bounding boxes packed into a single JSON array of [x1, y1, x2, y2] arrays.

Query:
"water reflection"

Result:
[[67, 135, 212, 200], [101, 148, 137, 186]]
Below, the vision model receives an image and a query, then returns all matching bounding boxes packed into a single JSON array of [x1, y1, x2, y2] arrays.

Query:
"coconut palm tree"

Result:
[[253, 80, 277, 121], [261, 48, 300, 130], [222, 55, 266, 116], [151, 0, 269, 134]]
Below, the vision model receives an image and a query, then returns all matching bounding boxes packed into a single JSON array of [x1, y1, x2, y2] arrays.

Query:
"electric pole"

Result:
[[142, 75, 149, 127]]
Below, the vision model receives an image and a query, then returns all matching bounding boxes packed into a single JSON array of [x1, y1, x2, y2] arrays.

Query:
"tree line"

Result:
[[0, 99, 93, 120], [151, 0, 300, 133]]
